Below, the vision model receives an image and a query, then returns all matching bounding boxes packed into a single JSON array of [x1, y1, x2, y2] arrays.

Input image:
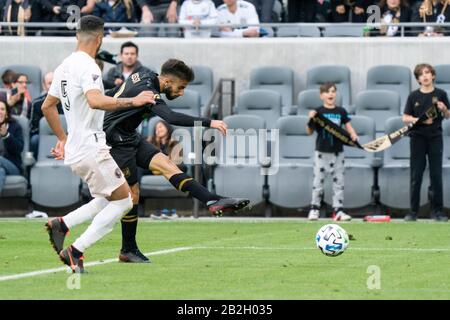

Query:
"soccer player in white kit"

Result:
[[42, 15, 155, 273]]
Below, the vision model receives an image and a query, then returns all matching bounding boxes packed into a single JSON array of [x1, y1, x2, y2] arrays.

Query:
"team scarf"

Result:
[[308, 103, 440, 153]]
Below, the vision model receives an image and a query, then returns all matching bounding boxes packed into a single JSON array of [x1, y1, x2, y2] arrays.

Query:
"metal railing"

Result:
[[1, 22, 450, 37]]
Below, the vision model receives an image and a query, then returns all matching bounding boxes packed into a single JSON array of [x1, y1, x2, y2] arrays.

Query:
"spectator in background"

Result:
[[29, 72, 63, 159], [375, 0, 411, 37], [179, 0, 218, 38], [412, 0, 450, 36], [1, 0, 31, 36], [403, 64, 450, 222], [7, 73, 31, 118], [247, 0, 274, 22], [137, 0, 178, 36], [103, 41, 152, 90], [217, 0, 260, 37], [93, 0, 136, 32], [329, 0, 375, 23], [1, 69, 17, 89], [0, 101, 24, 195]]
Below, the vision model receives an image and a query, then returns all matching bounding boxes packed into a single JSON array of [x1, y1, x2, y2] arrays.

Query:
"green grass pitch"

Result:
[[1, 218, 449, 300]]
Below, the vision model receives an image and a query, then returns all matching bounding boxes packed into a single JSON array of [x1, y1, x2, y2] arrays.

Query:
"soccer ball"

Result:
[[315, 224, 349, 257]]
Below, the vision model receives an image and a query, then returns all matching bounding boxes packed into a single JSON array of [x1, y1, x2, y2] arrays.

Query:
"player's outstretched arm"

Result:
[[85, 89, 155, 111], [151, 102, 227, 135]]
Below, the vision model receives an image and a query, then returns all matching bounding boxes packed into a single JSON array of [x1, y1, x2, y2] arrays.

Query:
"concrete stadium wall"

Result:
[[1, 36, 450, 104]]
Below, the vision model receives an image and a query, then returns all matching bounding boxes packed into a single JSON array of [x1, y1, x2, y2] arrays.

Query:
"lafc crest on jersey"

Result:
[[131, 72, 141, 84]]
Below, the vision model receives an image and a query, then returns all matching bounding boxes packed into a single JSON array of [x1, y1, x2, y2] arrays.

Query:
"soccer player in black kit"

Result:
[[104, 59, 250, 262], [403, 63, 450, 222]]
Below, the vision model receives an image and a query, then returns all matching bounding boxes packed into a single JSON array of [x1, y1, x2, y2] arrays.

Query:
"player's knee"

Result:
[[152, 154, 178, 176]]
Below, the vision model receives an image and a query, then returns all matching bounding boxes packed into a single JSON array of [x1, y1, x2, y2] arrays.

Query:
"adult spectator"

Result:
[[29, 72, 63, 159], [375, 0, 411, 37], [247, 0, 274, 22], [103, 41, 152, 90], [93, 0, 136, 31], [1, 69, 17, 89], [0, 101, 24, 195], [412, 0, 450, 36], [330, 0, 376, 23], [137, 0, 178, 36], [1, 0, 31, 36], [217, 0, 260, 37], [7, 73, 32, 118], [179, 0, 218, 38], [403, 64, 450, 222]]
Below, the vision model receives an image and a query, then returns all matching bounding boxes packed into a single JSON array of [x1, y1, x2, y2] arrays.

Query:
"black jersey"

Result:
[[103, 71, 211, 146]]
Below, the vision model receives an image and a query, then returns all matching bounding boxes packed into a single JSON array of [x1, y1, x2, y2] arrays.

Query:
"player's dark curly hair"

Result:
[[161, 59, 195, 83]]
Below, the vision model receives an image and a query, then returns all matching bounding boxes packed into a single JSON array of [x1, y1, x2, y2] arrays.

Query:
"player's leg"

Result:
[[59, 150, 132, 272], [309, 151, 326, 220], [149, 152, 249, 216]]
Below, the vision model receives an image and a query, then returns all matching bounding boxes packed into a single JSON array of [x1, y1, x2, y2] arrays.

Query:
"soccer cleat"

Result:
[[59, 247, 84, 273], [404, 213, 417, 222], [332, 209, 352, 221], [45, 217, 68, 254], [207, 198, 250, 217], [119, 249, 151, 263], [308, 206, 320, 221]]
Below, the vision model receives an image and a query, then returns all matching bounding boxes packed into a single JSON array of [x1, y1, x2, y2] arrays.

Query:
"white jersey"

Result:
[[179, 0, 218, 38], [48, 51, 107, 165], [217, 0, 260, 37]]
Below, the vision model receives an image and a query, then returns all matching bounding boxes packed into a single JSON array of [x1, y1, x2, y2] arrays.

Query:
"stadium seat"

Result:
[[354, 90, 401, 136], [211, 114, 266, 206], [366, 65, 412, 110], [188, 65, 214, 108], [378, 117, 429, 209], [296, 89, 343, 115], [249, 66, 295, 115], [435, 64, 450, 91], [268, 116, 315, 208], [306, 65, 352, 111], [0, 64, 42, 100], [234, 89, 282, 129], [30, 116, 81, 207], [323, 115, 376, 208], [443, 121, 450, 209], [0, 115, 29, 198], [276, 25, 321, 37], [162, 89, 201, 117], [322, 25, 364, 37]]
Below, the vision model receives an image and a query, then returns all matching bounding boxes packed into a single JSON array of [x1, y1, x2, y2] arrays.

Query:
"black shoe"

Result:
[[59, 247, 84, 273], [404, 213, 417, 221], [431, 213, 448, 222], [119, 249, 151, 263], [207, 198, 250, 217], [45, 217, 68, 254]]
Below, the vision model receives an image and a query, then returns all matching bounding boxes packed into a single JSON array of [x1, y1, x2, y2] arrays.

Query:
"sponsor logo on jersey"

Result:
[[115, 168, 122, 179], [92, 74, 99, 82]]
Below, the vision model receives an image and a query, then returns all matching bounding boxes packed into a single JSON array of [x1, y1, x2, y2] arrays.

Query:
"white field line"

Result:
[[193, 245, 450, 252], [0, 246, 192, 282]]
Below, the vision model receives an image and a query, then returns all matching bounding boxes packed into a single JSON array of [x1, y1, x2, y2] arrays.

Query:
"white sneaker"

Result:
[[333, 209, 352, 221], [308, 208, 320, 220]]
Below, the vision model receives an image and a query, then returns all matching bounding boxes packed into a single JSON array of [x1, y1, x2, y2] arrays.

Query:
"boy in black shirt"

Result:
[[403, 63, 450, 221], [306, 83, 358, 221]]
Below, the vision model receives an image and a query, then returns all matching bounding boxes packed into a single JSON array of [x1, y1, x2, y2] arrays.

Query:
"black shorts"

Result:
[[109, 137, 161, 185]]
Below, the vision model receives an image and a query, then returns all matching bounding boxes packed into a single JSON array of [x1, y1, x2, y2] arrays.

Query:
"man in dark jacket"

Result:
[[103, 41, 152, 90]]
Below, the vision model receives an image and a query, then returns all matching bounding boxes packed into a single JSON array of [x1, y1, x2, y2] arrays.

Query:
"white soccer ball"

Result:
[[315, 224, 349, 257]]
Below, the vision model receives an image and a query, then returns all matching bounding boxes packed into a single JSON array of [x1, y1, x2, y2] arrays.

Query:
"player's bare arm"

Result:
[[85, 89, 155, 111]]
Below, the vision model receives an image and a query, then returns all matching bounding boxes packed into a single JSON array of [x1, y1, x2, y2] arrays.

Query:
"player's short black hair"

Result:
[[121, 41, 139, 55], [77, 15, 104, 35], [161, 59, 195, 83]]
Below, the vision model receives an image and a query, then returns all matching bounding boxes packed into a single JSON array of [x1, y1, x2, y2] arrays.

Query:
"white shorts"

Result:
[[70, 149, 126, 198]]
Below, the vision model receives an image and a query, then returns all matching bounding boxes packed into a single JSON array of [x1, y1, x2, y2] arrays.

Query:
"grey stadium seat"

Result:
[[354, 90, 401, 136], [0, 115, 29, 197], [188, 65, 214, 109], [323, 25, 364, 37], [268, 116, 315, 208], [30, 116, 81, 207], [379, 117, 429, 209], [212, 114, 266, 206], [296, 89, 343, 115], [443, 121, 450, 209], [323, 115, 376, 208], [435, 64, 450, 91], [366, 65, 412, 110], [234, 89, 282, 129], [306, 65, 352, 111], [276, 25, 321, 37], [162, 89, 201, 117], [249, 66, 295, 115], [0, 64, 42, 100]]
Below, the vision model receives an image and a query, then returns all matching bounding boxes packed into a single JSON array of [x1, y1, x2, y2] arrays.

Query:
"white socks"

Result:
[[72, 194, 133, 253], [63, 198, 110, 229]]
